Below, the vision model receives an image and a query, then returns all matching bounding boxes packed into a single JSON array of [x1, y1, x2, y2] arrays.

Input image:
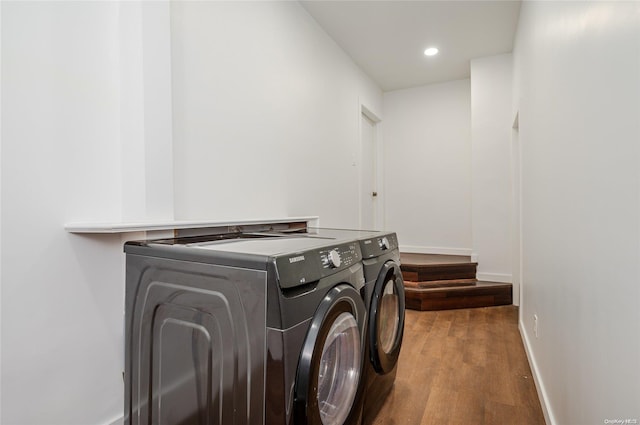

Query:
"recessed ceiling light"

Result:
[[424, 47, 439, 57]]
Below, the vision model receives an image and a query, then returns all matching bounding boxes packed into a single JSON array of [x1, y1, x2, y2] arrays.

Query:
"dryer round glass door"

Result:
[[294, 284, 366, 425], [378, 279, 400, 353], [317, 312, 361, 425], [369, 261, 405, 375]]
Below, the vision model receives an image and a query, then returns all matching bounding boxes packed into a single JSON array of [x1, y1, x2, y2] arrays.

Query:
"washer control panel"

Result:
[[276, 241, 362, 288], [323, 249, 342, 268], [319, 243, 359, 270]]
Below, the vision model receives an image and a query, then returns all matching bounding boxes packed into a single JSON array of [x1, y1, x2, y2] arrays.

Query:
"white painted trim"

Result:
[[0, 4, 3, 422], [476, 272, 512, 283], [374, 118, 385, 231], [399, 245, 472, 256], [511, 281, 520, 306], [361, 104, 381, 123], [358, 100, 384, 231], [512, 110, 520, 129], [471, 252, 479, 262], [64, 216, 320, 234], [519, 321, 554, 425]]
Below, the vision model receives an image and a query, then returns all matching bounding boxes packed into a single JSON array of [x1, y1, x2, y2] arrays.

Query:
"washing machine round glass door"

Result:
[[369, 261, 405, 374], [294, 284, 366, 425]]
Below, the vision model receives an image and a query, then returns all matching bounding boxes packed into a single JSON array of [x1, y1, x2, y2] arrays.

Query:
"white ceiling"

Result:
[[300, 1, 522, 91]]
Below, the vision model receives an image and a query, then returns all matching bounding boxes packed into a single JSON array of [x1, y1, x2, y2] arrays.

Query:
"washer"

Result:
[[124, 232, 367, 425], [282, 228, 405, 424]]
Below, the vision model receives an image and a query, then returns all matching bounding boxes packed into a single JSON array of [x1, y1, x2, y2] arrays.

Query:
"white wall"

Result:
[[470, 54, 513, 284], [171, 1, 382, 228], [1, 2, 381, 424], [1, 3, 125, 424], [513, 2, 640, 424], [119, 2, 175, 222], [0, 3, 3, 421], [383, 79, 472, 255]]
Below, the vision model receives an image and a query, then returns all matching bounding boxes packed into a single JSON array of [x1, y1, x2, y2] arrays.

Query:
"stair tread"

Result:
[[400, 253, 472, 265], [401, 262, 478, 269], [404, 279, 477, 289], [405, 281, 512, 292]]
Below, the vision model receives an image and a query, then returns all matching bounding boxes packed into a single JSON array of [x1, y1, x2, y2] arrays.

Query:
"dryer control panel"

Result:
[[275, 241, 362, 288], [359, 232, 399, 258]]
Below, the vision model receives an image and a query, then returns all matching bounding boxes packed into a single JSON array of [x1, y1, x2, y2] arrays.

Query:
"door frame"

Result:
[[359, 102, 383, 230], [511, 111, 522, 309]]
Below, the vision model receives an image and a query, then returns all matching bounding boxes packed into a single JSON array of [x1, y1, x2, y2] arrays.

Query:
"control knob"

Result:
[[327, 249, 342, 268], [379, 237, 389, 250]]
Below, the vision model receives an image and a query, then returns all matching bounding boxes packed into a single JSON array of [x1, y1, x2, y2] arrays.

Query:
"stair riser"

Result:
[[401, 264, 476, 282], [404, 279, 477, 289], [405, 285, 512, 311]]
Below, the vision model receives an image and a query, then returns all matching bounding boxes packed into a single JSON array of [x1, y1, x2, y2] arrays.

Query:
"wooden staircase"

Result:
[[401, 253, 512, 311]]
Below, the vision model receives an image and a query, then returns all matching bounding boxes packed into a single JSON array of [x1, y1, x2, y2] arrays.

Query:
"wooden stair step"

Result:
[[400, 253, 477, 282], [403, 278, 477, 289], [401, 258, 478, 282], [404, 281, 512, 311], [400, 253, 474, 266]]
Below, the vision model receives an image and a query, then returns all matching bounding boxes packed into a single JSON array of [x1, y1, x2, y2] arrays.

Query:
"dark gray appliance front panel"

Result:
[[267, 262, 366, 330], [359, 233, 399, 259], [361, 249, 401, 312], [125, 255, 266, 425], [274, 241, 362, 288], [361, 249, 400, 281], [265, 320, 311, 425]]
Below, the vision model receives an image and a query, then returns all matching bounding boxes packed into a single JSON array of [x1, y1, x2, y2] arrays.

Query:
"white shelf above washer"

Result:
[[64, 216, 320, 234]]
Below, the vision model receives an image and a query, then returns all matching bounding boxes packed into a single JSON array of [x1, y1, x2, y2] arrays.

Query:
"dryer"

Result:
[[355, 231, 405, 425], [124, 232, 367, 425], [289, 229, 405, 424]]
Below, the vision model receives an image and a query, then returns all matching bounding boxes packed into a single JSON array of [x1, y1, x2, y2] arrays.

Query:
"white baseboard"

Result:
[[399, 245, 472, 256], [476, 272, 512, 283], [519, 320, 554, 425]]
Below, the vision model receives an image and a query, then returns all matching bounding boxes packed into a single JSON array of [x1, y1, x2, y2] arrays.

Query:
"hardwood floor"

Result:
[[370, 306, 545, 425]]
